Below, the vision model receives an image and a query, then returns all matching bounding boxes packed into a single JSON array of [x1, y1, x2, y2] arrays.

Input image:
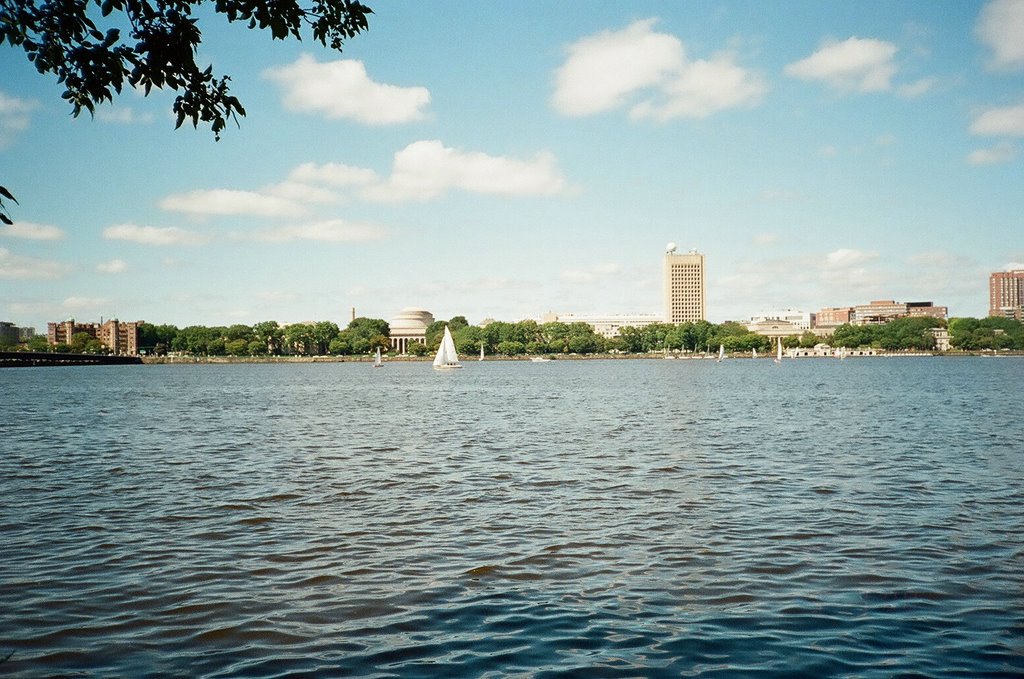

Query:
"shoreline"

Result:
[[139, 350, 1024, 365]]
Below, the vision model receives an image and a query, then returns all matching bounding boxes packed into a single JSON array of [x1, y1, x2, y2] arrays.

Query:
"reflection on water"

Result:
[[1, 358, 1023, 677]]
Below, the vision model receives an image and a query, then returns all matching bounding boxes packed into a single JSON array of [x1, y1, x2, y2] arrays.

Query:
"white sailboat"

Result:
[[373, 346, 383, 368], [479, 343, 484, 361], [716, 344, 725, 362], [775, 338, 783, 364], [752, 347, 757, 359], [433, 326, 462, 370]]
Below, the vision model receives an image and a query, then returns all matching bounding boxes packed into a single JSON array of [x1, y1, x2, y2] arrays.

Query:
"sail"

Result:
[[775, 338, 783, 363], [433, 326, 461, 367], [752, 347, 757, 359], [374, 347, 382, 367], [717, 344, 725, 362]]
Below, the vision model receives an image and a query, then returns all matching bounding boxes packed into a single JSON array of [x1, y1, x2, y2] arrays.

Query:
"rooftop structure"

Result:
[[663, 244, 706, 323]]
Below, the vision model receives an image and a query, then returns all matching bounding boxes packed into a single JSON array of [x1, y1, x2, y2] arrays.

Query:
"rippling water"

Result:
[[2, 357, 1023, 677]]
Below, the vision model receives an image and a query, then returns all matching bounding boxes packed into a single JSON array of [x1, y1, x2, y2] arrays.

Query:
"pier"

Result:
[[0, 351, 143, 368]]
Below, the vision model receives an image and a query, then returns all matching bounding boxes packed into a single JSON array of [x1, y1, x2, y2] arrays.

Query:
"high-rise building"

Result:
[[989, 270, 1024, 320], [663, 244, 706, 323]]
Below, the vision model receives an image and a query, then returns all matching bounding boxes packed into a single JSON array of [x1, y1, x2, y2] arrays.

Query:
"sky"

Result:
[[2, 0, 1023, 331]]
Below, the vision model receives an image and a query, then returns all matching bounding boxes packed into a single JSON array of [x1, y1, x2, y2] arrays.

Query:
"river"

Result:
[[1, 357, 1022, 677]]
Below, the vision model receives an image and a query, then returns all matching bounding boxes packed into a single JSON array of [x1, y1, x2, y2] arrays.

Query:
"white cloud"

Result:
[[824, 248, 879, 267], [97, 258, 128, 274], [0, 221, 64, 240], [784, 37, 898, 92], [967, 141, 1017, 165], [95, 106, 154, 124], [753, 232, 779, 245], [1006, 260, 1024, 270], [561, 262, 623, 285], [62, 296, 110, 310], [159, 189, 303, 217], [362, 140, 568, 202], [103, 223, 209, 246], [265, 180, 338, 204], [0, 247, 68, 279], [976, 0, 1024, 70], [897, 76, 938, 98], [289, 162, 379, 187], [263, 55, 430, 124], [818, 145, 839, 158], [970, 104, 1024, 136], [246, 218, 386, 243], [553, 19, 684, 117], [0, 91, 38, 148], [552, 19, 764, 120], [631, 52, 767, 121]]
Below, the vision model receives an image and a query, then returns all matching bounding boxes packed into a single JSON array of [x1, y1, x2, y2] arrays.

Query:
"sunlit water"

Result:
[[1, 357, 1022, 677]]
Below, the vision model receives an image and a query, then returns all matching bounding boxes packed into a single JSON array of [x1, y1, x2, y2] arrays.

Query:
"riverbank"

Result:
[[139, 350, 1024, 364]]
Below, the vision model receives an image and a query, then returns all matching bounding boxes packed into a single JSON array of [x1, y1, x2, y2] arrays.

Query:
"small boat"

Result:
[[433, 326, 462, 370], [716, 344, 725, 362], [373, 347, 383, 368], [752, 347, 757, 359], [775, 339, 783, 364], [530, 356, 551, 363], [479, 343, 484, 361]]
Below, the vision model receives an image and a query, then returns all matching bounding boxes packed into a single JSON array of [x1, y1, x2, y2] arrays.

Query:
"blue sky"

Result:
[[2, 1, 1023, 331]]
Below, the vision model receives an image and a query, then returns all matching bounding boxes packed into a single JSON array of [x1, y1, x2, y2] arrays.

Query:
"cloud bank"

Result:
[[264, 56, 431, 124], [785, 37, 898, 92], [552, 19, 765, 120]]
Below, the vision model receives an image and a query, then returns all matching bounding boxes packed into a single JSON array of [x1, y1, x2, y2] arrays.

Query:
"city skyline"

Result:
[[2, 2, 1023, 331]]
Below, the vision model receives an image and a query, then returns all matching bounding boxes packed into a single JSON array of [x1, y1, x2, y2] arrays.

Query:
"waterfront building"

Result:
[[989, 269, 1024, 320], [541, 312, 663, 339], [750, 309, 812, 330], [746, 318, 804, 340], [663, 244, 706, 323], [389, 307, 434, 354], [47, 318, 142, 355], [814, 307, 854, 330], [852, 300, 946, 325], [0, 321, 19, 346]]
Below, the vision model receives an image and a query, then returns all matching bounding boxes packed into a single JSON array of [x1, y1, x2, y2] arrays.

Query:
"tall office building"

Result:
[[989, 269, 1024, 320], [663, 244, 706, 323]]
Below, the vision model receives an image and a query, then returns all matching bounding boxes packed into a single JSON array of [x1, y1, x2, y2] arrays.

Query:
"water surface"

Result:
[[1, 357, 1022, 676]]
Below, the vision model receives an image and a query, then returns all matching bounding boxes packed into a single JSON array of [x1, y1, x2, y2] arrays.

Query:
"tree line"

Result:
[[4, 315, 1023, 356]]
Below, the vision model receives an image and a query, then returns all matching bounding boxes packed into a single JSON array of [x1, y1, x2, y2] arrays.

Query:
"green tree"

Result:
[[0, 0, 371, 139], [26, 335, 49, 352], [225, 338, 249, 356], [312, 320, 341, 355], [406, 340, 430, 357], [283, 323, 315, 355], [252, 320, 283, 355]]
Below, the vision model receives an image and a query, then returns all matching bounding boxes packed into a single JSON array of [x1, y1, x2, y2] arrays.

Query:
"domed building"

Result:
[[389, 307, 434, 354]]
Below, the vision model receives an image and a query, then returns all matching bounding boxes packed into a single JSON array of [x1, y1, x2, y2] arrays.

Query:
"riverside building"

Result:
[[989, 269, 1024, 320], [46, 318, 142, 355], [540, 312, 663, 339], [663, 244, 706, 323], [388, 307, 434, 354]]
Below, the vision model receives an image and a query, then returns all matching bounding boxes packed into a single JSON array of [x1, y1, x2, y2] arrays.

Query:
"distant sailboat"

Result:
[[433, 326, 462, 370], [716, 344, 725, 362], [479, 343, 485, 361], [775, 339, 783, 364], [752, 347, 757, 359], [373, 346, 383, 368]]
